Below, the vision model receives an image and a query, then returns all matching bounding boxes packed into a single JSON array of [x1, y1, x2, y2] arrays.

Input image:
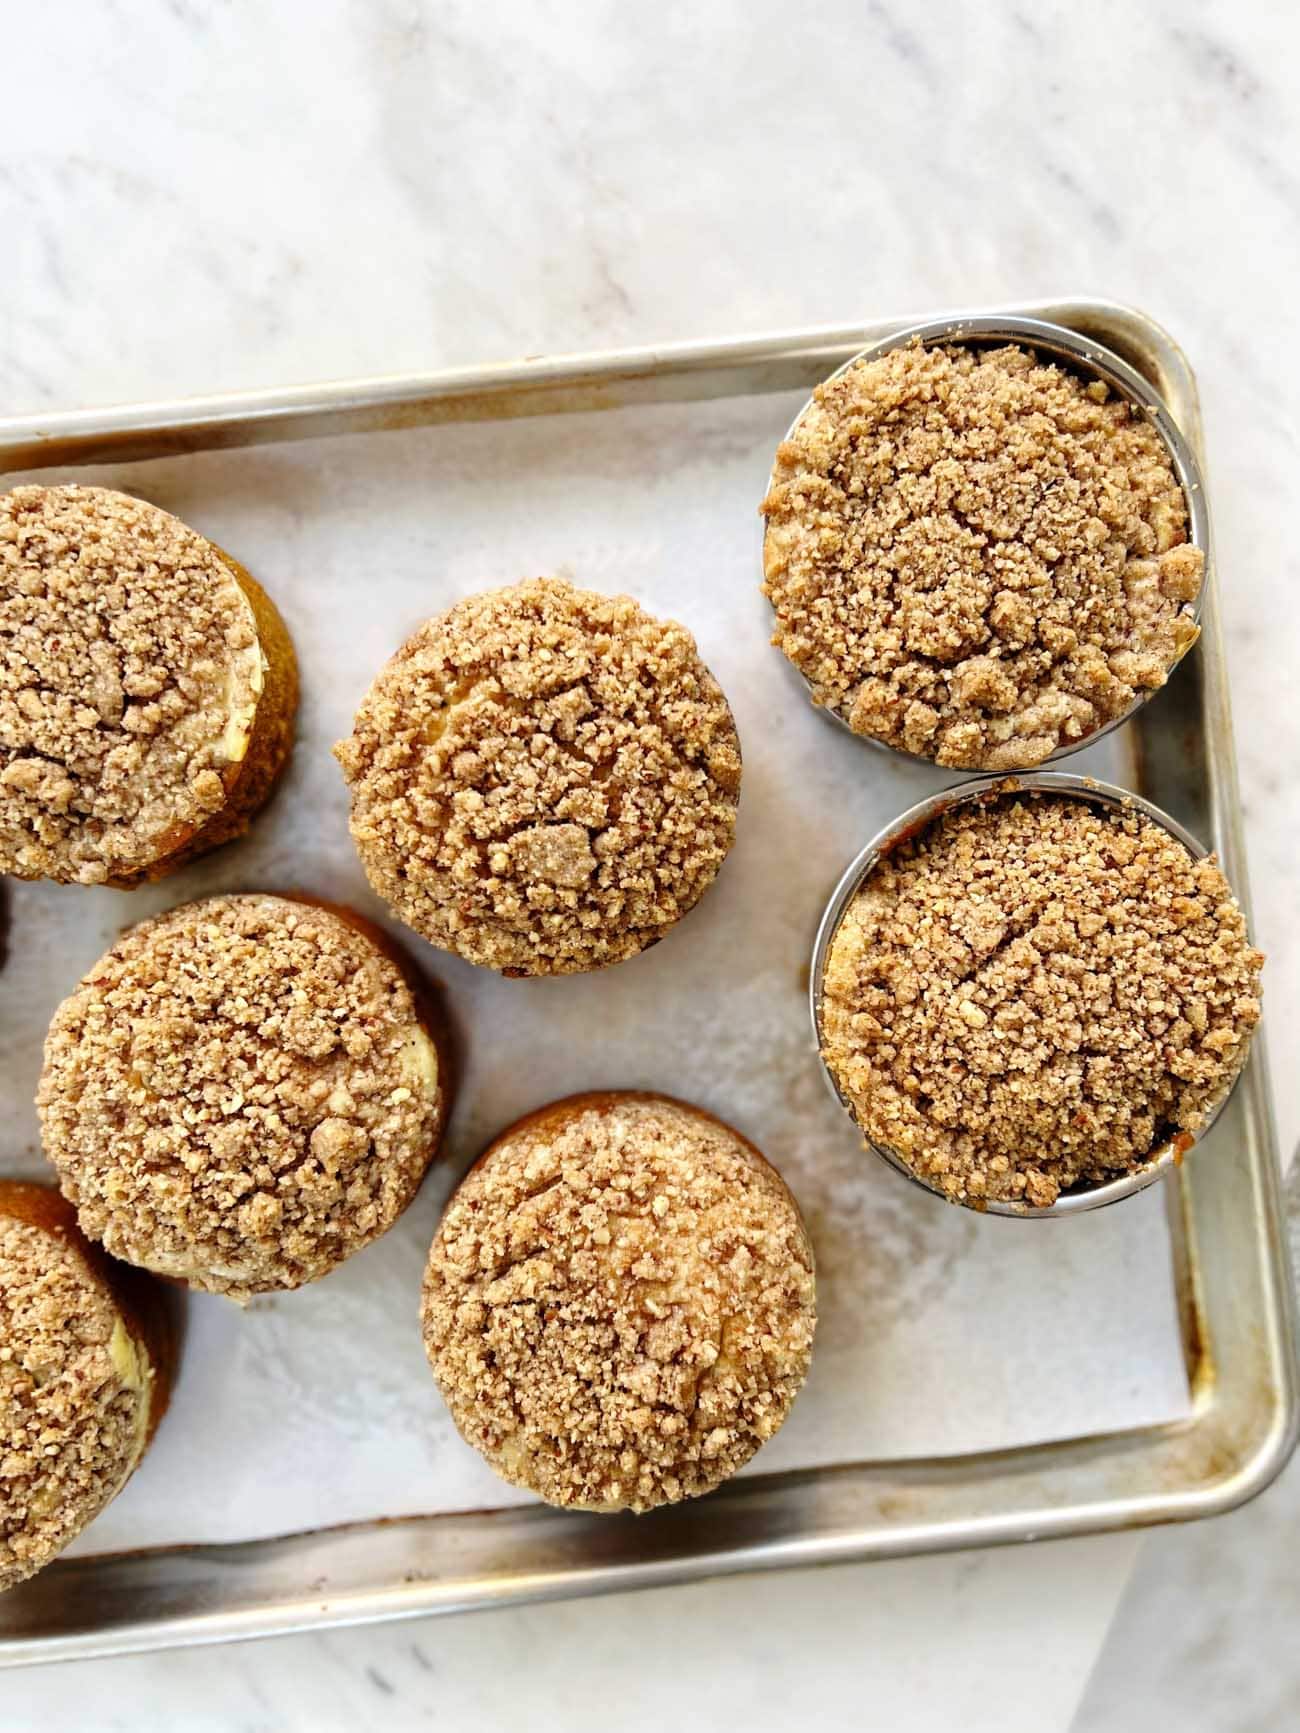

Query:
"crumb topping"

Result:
[[422, 1094, 816, 1512], [761, 343, 1203, 769], [820, 795, 1262, 1207], [38, 895, 444, 1300], [334, 579, 742, 975], [0, 1216, 146, 1592], [0, 486, 266, 884]]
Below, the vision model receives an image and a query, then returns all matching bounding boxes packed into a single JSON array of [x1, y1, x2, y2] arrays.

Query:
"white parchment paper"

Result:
[[0, 388, 1191, 1552]]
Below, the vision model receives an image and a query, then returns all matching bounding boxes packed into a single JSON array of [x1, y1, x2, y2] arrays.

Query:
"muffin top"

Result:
[[761, 342, 1203, 770], [422, 1093, 816, 1512], [819, 794, 1262, 1207], [0, 486, 269, 885], [0, 1203, 152, 1592], [39, 895, 444, 1300], [334, 579, 742, 975]]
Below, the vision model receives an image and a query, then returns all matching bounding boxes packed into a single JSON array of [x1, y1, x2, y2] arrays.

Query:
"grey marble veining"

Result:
[[1, 0, 1298, 1727]]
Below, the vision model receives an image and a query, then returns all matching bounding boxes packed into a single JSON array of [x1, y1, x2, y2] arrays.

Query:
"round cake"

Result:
[[0, 1180, 171, 1594], [38, 894, 448, 1300], [422, 1091, 816, 1512], [819, 792, 1263, 1208], [334, 579, 742, 976], [0, 485, 298, 886], [761, 341, 1203, 770]]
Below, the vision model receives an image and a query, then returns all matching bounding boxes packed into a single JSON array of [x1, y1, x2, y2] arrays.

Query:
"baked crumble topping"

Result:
[[761, 342, 1203, 769], [335, 579, 742, 975], [0, 1214, 147, 1592], [422, 1093, 816, 1511], [39, 894, 444, 1299], [820, 794, 1262, 1206]]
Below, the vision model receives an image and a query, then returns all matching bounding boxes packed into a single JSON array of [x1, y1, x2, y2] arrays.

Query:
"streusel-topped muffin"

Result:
[[0, 485, 297, 885], [0, 1181, 172, 1593], [423, 1092, 816, 1512], [335, 579, 742, 976], [39, 895, 447, 1299], [762, 342, 1202, 769]]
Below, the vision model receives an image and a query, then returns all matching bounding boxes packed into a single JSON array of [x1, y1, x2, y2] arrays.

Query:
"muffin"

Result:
[[761, 341, 1203, 769], [0, 1180, 172, 1593], [38, 893, 448, 1300], [819, 791, 1263, 1208], [335, 578, 742, 976], [422, 1091, 816, 1513], [0, 485, 298, 886]]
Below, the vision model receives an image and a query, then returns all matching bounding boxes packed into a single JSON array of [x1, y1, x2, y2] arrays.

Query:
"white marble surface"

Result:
[[1074, 1156, 1300, 1733], [0, 1537, 1134, 1733], [1, 0, 1297, 1727]]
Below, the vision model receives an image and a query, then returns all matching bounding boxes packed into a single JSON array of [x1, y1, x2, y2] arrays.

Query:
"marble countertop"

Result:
[[3, 1, 1297, 1726]]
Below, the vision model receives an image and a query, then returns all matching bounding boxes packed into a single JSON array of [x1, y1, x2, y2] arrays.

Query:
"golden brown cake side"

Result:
[[819, 795, 1263, 1207], [761, 343, 1203, 770], [0, 486, 298, 887], [38, 893, 447, 1300], [422, 1091, 816, 1513], [335, 578, 742, 976], [0, 1180, 172, 1594]]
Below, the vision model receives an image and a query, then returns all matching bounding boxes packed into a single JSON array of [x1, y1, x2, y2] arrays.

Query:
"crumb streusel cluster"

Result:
[[335, 579, 742, 975], [762, 343, 1203, 769], [0, 486, 267, 884], [820, 794, 1262, 1207], [38, 895, 444, 1300], [422, 1093, 816, 1511]]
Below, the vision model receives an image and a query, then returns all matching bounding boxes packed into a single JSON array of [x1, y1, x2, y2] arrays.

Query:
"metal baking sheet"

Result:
[[0, 300, 1295, 1664]]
